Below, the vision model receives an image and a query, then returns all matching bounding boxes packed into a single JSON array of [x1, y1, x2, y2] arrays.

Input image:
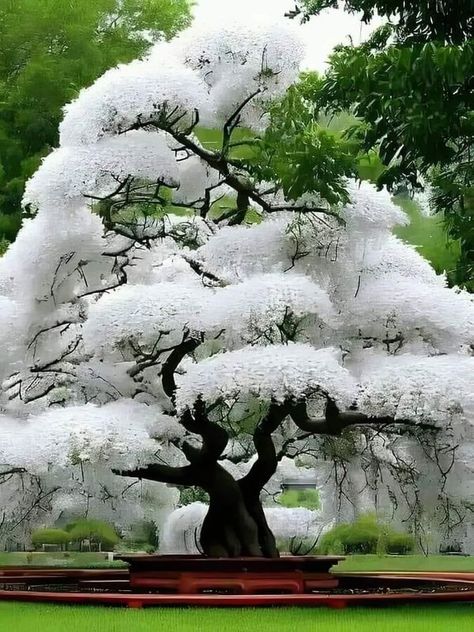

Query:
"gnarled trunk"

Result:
[[197, 462, 278, 558]]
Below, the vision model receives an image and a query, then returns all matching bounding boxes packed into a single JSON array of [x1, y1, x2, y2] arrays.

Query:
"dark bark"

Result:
[[198, 463, 262, 557], [117, 453, 269, 557]]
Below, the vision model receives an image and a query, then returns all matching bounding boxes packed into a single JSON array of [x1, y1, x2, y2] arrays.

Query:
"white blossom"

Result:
[[24, 131, 178, 211], [83, 282, 209, 353], [176, 344, 357, 410], [59, 59, 212, 145], [342, 276, 474, 351], [0, 400, 172, 475], [342, 180, 408, 229], [355, 353, 474, 426]]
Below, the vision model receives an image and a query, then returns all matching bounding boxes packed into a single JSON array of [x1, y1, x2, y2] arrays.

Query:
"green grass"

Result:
[[336, 555, 474, 572], [0, 552, 126, 568], [0, 603, 472, 632], [0, 553, 472, 572]]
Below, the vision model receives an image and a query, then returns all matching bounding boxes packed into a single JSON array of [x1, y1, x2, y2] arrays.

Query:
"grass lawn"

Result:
[[336, 555, 474, 572], [1, 552, 473, 572], [0, 551, 125, 568], [0, 603, 472, 632]]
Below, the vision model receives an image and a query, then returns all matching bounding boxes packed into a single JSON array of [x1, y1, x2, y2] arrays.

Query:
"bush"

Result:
[[386, 533, 415, 555], [319, 513, 414, 556], [327, 538, 345, 556], [31, 528, 70, 548], [119, 540, 156, 554], [65, 519, 120, 551]]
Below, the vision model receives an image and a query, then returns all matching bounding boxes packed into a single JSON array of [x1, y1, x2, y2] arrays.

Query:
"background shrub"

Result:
[[31, 528, 70, 548], [319, 513, 414, 555], [386, 533, 416, 555]]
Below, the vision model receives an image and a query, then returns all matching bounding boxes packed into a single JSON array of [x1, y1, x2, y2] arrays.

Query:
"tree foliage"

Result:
[[0, 18, 472, 557], [289, 1, 474, 287], [65, 519, 120, 549], [0, 0, 192, 240], [248, 76, 357, 205], [31, 527, 70, 547], [289, 1, 474, 43]]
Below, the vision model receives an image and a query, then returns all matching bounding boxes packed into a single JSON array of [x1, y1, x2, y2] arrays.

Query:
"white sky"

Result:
[[192, 0, 381, 71]]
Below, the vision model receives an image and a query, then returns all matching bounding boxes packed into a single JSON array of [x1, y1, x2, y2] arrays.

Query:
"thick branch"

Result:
[[0, 468, 26, 478], [240, 402, 291, 493], [160, 333, 201, 400], [126, 111, 338, 222], [113, 464, 195, 486], [289, 399, 438, 436], [180, 399, 229, 463]]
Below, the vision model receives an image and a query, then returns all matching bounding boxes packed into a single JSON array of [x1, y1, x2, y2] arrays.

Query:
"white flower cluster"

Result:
[[0, 400, 175, 475], [83, 282, 209, 353], [342, 180, 408, 229], [356, 353, 474, 425], [200, 273, 336, 338], [84, 271, 335, 354], [359, 235, 446, 286], [343, 276, 474, 352], [171, 18, 305, 129], [176, 344, 357, 410], [195, 216, 293, 282], [24, 131, 178, 211], [59, 60, 212, 146]]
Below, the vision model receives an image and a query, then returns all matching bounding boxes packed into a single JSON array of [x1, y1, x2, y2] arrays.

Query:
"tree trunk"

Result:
[[242, 491, 279, 558], [116, 402, 287, 558], [197, 463, 278, 558]]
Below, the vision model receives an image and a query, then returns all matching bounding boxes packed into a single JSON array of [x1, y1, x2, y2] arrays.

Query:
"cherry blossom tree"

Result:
[[0, 18, 472, 556]]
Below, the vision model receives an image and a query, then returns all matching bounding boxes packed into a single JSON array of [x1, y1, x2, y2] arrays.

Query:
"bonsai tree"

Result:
[[0, 18, 472, 557]]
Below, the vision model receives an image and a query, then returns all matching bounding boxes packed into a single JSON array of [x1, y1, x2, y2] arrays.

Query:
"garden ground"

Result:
[[0, 603, 472, 632], [1, 555, 472, 630]]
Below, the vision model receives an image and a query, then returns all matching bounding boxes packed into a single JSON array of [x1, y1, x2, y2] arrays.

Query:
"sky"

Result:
[[192, 0, 381, 72]]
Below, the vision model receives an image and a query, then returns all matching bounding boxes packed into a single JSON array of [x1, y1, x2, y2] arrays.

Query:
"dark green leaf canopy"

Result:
[[289, 0, 474, 287], [0, 0, 192, 240]]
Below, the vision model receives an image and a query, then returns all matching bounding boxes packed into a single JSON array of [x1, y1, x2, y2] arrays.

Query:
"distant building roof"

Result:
[[281, 478, 318, 489]]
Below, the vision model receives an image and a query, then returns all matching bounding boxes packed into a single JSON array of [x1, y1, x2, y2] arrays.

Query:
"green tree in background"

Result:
[[241, 74, 458, 277], [0, 0, 192, 241], [288, 1, 473, 288], [31, 527, 70, 550], [65, 519, 120, 551]]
